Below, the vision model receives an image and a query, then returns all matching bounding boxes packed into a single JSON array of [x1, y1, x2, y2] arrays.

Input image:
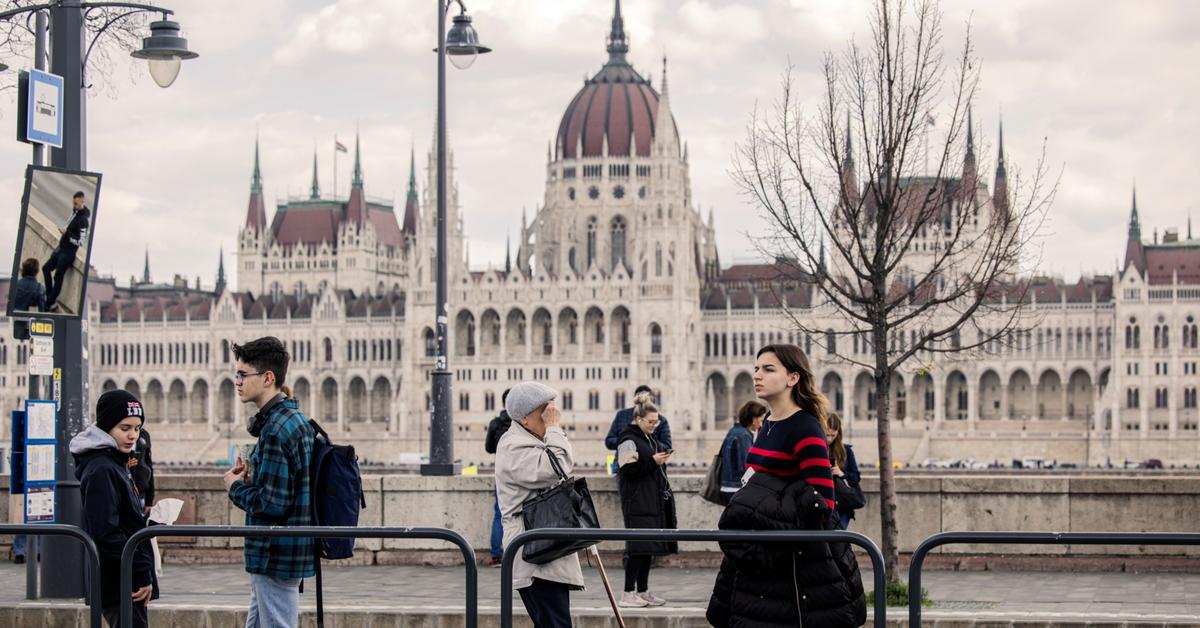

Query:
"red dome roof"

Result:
[[557, 63, 659, 159], [555, 0, 668, 159]]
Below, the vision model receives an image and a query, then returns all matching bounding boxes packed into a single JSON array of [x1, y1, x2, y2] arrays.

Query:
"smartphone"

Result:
[[665, 449, 674, 454]]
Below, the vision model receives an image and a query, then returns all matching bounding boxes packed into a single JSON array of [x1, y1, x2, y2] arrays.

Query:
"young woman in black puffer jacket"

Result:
[[706, 344, 866, 627], [615, 392, 678, 607]]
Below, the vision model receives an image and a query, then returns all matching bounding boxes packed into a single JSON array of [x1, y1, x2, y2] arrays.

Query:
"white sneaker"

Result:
[[619, 591, 649, 607], [639, 591, 667, 606]]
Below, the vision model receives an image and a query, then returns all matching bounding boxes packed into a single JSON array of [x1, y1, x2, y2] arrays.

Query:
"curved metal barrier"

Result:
[[118, 525, 477, 628], [0, 523, 103, 628], [500, 528, 886, 628], [908, 531, 1200, 627]]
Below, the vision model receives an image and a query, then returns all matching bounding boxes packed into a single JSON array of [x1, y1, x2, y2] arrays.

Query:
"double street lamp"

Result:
[[423, 0, 490, 476]]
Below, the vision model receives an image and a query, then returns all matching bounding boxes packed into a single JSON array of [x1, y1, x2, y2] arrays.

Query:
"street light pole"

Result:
[[422, 0, 489, 476], [424, 0, 455, 476]]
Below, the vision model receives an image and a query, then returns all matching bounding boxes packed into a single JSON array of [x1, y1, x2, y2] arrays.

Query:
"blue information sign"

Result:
[[25, 69, 64, 148]]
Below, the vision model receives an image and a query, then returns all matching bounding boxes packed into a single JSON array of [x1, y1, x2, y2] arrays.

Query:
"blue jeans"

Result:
[[246, 574, 300, 628], [839, 511, 852, 530], [490, 489, 503, 559]]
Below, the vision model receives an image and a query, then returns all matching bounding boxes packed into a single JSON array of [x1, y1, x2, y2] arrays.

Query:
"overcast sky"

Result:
[[0, 0, 1196, 290]]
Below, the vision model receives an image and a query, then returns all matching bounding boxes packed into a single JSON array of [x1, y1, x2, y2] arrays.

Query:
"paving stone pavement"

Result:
[[3, 561, 1200, 623]]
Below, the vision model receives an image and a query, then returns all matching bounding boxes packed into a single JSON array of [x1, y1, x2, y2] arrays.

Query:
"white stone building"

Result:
[[1, 2, 1197, 467]]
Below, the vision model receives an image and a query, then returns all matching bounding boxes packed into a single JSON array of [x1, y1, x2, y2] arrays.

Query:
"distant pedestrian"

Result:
[[706, 344, 866, 628], [615, 392, 676, 607], [605, 385, 671, 474], [717, 400, 768, 505], [495, 382, 582, 628], [42, 191, 90, 309], [12, 258, 46, 312], [70, 389, 157, 628], [827, 412, 862, 529], [483, 388, 512, 567], [129, 427, 155, 516], [223, 336, 315, 628]]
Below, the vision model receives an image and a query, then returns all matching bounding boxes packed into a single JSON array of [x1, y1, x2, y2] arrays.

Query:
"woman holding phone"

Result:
[[615, 392, 677, 607]]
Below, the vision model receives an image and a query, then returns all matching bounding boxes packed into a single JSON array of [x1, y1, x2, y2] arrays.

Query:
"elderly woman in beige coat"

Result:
[[495, 381, 583, 628]]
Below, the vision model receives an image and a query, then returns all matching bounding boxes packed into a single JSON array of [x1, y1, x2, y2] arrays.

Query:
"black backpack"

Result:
[[308, 419, 366, 627]]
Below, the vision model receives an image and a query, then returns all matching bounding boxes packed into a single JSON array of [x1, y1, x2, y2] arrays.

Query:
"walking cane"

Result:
[[588, 546, 626, 628]]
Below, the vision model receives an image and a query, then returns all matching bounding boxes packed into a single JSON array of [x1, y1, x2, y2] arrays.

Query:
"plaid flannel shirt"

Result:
[[228, 398, 315, 578]]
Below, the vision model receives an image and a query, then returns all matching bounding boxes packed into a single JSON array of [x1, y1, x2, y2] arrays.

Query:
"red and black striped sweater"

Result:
[[744, 409, 835, 509]]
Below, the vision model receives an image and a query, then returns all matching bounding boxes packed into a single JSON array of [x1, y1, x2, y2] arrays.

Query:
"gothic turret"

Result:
[[1123, 183, 1145, 274], [309, 149, 321, 200], [402, 147, 419, 240], [244, 136, 267, 233], [346, 130, 367, 226], [993, 116, 1009, 221], [961, 107, 977, 191], [215, 246, 226, 294], [841, 111, 859, 208]]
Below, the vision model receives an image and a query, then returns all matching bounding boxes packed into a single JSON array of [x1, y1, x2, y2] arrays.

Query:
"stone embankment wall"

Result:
[[3, 474, 1197, 564]]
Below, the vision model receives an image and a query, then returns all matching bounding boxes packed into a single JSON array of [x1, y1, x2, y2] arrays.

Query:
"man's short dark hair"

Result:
[[20, 258, 39, 277], [501, 388, 511, 406], [73, 191, 85, 200], [232, 336, 289, 388], [633, 384, 652, 396]]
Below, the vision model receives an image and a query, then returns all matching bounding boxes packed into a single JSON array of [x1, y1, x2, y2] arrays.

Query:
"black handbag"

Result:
[[835, 475, 866, 511], [519, 447, 601, 565]]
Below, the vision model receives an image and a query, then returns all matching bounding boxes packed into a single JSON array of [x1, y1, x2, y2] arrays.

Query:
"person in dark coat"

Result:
[[69, 390, 158, 628], [605, 385, 672, 473], [482, 388, 512, 566], [826, 413, 862, 529], [706, 344, 866, 628], [718, 401, 768, 505], [12, 258, 46, 312], [615, 392, 677, 607], [129, 427, 155, 516], [43, 191, 90, 309]]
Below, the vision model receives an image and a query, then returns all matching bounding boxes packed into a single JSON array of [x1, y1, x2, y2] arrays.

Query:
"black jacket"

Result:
[[484, 411, 511, 455], [59, 207, 90, 250], [616, 424, 677, 556], [706, 472, 866, 628], [12, 276, 46, 312], [70, 426, 157, 609], [130, 428, 155, 509]]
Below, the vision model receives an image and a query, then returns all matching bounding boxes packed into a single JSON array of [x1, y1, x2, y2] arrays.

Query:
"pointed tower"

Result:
[[346, 129, 367, 226], [402, 146, 419, 241], [607, 0, 629, 63], [505, 233, 512, 274], [961, 107, 977, 190], [993, 116, 1009, 221], [652, 55, 680, 158], [1123, 183, 1145, 274], [309, 148, 321, 199], [244, 135, 268, 233], [142, 248, 151, 284], [841, 110, 859, 209], [215, 245, 227, 294]]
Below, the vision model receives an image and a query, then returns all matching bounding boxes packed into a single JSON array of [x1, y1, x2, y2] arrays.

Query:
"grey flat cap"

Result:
[[506, 381, 558, 421]]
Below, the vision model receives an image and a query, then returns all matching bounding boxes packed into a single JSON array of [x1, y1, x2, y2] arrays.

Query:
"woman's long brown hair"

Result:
[[827, 412, 847, 468], [756, 343, 830, 433]]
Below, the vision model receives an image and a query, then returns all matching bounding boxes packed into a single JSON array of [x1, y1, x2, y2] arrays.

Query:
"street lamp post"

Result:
[[422, 0, 490, 476], [0, 0, 196, 598]]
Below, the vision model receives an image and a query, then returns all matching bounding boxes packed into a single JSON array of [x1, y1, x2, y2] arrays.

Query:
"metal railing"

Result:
[[0, 524, 102, 628], [500, 528, 887, 628], [118, 525, 477, 628], [908, 531, 1200, 627]]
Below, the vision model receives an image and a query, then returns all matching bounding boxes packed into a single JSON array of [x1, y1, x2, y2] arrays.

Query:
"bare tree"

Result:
[[0, 1, 151, 96], [733, 0, 1057, 580]]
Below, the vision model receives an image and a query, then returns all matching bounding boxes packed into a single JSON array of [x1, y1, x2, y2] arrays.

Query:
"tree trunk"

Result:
[[873, 323, 900, 581]]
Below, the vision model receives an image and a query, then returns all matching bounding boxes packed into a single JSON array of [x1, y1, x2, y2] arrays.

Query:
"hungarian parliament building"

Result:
[[2, 5, 1198, 467]]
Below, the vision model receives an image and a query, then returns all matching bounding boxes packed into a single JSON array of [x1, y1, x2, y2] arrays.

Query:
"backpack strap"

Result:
[[314, 551, 325, 628]]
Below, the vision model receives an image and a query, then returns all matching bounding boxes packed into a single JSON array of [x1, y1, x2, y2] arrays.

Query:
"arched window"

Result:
[[655, 244, 663, 277], [324, 337, 333, 362], [586, 217, 598, 268], [610, 216, 626, 271], [221, 340, 230, 364], [650, 323, 663, 354], [424, 328, 436, 357]]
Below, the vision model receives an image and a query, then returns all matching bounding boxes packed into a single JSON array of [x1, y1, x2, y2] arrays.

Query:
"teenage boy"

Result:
[[222, 336, 315, 627], [43, 191, 90, 309]]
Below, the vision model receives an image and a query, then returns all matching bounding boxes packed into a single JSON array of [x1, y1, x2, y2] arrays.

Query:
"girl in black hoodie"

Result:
[[70, 389, 157, 627]]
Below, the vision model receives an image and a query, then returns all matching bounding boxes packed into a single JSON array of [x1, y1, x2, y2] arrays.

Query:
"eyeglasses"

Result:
[[235, 370, 266, 384]]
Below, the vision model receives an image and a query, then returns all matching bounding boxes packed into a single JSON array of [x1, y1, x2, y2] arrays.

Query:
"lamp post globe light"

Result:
[[0, 0, 195, 601], [423, 0, 490, 476], [130, 17, 200, 88]]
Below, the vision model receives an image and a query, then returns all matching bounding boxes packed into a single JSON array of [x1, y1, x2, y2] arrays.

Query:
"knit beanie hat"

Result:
[[96, 389, 145, 432], [505, 381, 557, 421]]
